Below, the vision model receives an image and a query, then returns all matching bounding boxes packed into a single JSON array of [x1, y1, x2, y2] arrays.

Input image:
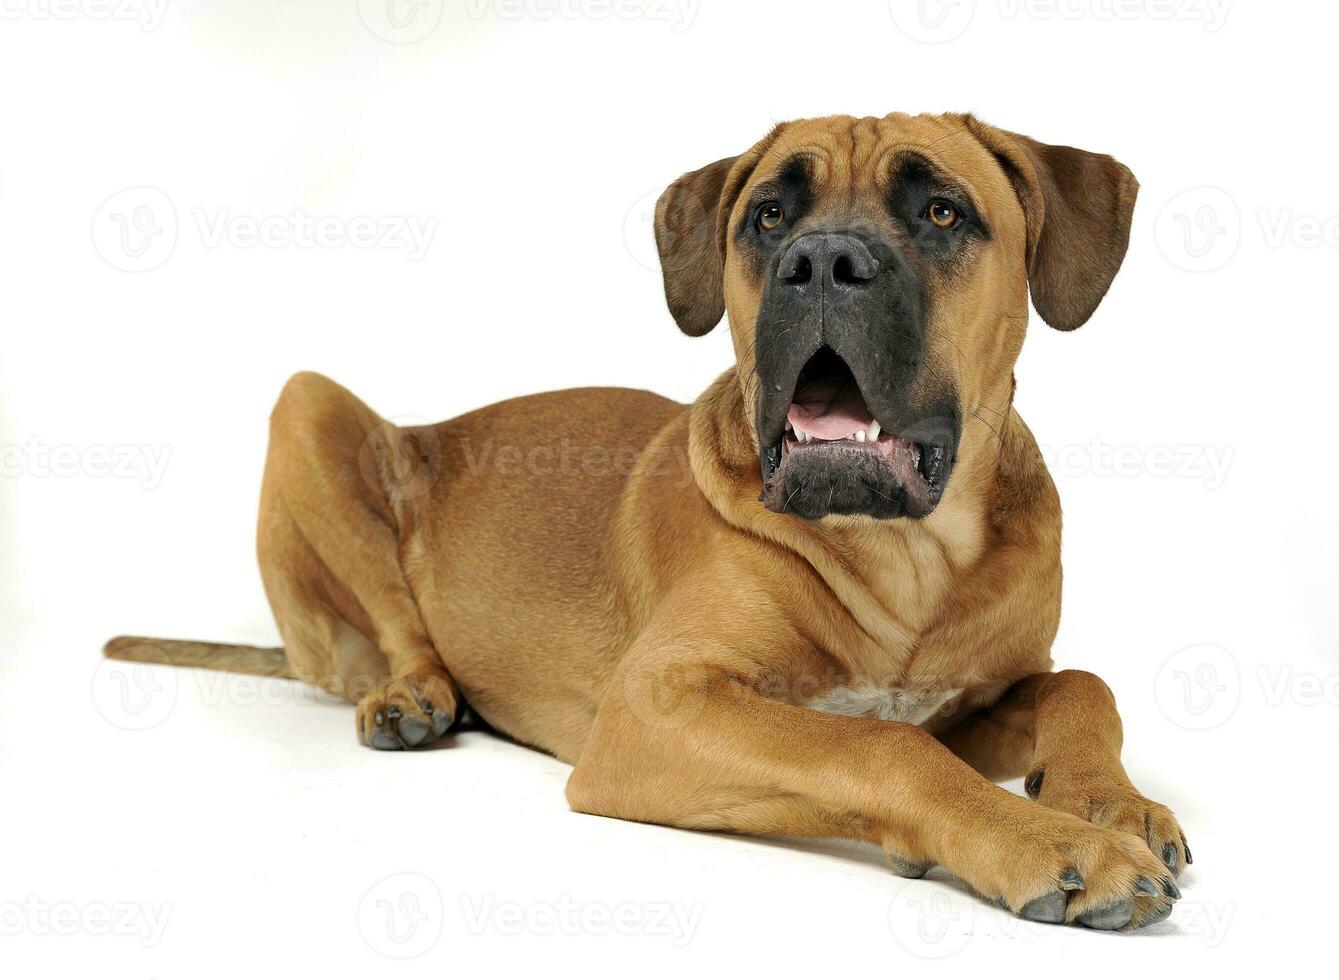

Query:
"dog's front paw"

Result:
[[1025, 764, 1191, 878], [356, 674, 456, 750], [980, 808, 1180, 931]]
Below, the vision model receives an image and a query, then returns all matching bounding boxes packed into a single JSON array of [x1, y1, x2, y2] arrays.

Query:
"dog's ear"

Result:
[[654, 137, 773, 336], [962, 116, 1139, 332]]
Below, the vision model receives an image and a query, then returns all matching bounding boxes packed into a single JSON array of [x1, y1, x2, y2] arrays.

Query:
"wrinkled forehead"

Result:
[[744, 113, 1015, 221]]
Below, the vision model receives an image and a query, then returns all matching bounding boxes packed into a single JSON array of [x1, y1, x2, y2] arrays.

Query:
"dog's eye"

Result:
[[758, 202, 785, 232], [926, 199, 959, 229]]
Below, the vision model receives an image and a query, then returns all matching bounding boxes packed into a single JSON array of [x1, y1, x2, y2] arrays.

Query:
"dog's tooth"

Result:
[[867, 421, 881, 442], [854, 429, 866, 443]]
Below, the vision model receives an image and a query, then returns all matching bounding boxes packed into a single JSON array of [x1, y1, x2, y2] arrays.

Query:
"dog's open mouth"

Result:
[[759, 347, 952, 520]]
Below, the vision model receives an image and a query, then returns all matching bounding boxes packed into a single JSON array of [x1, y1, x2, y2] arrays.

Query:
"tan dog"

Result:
[[108, 112, 1189, 931]]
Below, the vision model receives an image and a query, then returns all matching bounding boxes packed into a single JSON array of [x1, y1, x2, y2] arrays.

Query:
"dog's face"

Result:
[[655, 113, 1137, 520]]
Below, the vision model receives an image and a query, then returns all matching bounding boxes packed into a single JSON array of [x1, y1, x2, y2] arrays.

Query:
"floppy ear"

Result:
[[653, 156, 737, 336], [653, 138, 772, 337], [962, 116, 1139, 332]]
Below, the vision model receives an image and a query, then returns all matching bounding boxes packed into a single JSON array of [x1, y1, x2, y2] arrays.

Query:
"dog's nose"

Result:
[[777, 232, 880, 288]]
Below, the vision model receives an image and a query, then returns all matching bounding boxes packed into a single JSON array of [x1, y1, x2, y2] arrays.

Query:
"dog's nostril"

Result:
[[833, 250, 878, 285], [783, 255, 812, 285], [832, 255, 857, 285]]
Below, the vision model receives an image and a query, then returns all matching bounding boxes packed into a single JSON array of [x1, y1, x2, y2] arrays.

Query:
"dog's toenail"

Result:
[[374, 710, 385, 726], [1161, 842, 1178, 871], [1134, 877, 1158, 897], [386, 705, 402, 720], [1183, 843, 1193, 865], [1059, 869, 1085, 891], [1160, 878, 1181, 899], [1024, 769, 1044, 799]]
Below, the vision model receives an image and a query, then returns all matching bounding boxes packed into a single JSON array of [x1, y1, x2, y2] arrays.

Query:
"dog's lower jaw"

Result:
[[757, 435, 952, 520]]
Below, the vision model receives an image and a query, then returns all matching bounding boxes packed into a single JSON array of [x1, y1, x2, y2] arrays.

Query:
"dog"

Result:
[[107, 111, 1188, 931]]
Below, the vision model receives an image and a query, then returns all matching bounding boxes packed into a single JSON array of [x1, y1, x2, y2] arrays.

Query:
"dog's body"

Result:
[[247, 367, 1049, 763], [109, 112, 1189, 931]]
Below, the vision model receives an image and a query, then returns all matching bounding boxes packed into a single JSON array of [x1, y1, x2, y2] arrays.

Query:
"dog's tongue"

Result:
[[788, 376, 874, 440]]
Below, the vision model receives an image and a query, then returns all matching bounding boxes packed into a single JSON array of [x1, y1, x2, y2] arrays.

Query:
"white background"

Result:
[[1, 0, 1334, 974]]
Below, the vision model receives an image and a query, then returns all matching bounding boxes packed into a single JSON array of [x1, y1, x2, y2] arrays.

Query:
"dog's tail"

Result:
[[103, 635, 295, 678]]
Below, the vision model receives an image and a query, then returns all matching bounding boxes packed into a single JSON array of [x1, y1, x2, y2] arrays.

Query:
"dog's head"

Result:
[[655, 113, 1137, 521]]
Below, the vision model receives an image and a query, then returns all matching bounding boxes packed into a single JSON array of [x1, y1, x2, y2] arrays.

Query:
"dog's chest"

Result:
[[801, 683, 964, 726]]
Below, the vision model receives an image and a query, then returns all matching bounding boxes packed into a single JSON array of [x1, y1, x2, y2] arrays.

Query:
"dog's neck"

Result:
[[688, 368, 1007, 638]]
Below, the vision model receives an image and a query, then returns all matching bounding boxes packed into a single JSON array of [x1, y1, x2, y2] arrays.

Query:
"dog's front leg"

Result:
[[939, 671, 1191, 883], [567, 636, 1177, 930]]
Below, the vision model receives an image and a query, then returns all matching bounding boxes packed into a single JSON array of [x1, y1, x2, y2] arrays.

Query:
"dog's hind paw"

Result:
[[356, 673, 456, 750]]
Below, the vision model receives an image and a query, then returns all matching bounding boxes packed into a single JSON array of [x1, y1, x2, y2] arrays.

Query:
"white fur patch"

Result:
[[803, 684, 963, 726]]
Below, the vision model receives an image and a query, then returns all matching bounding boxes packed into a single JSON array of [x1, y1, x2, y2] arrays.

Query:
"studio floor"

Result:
[[3, 613, 1280, 977]]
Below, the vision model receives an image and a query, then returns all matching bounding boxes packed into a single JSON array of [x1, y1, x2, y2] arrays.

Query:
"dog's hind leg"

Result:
[[259, 371, 461, 750]]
